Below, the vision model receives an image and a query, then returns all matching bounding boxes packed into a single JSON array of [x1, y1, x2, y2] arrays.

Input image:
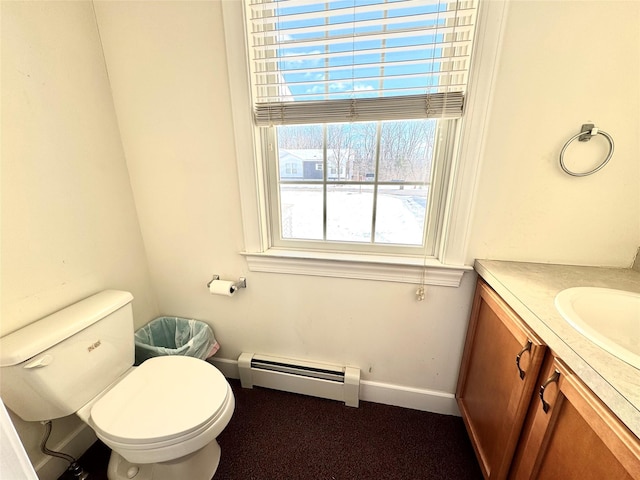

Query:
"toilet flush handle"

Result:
[[24, 354, 53, 369]]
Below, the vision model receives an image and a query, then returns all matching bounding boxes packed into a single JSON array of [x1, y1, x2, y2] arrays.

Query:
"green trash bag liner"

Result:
[[134, 316, 219, 365]]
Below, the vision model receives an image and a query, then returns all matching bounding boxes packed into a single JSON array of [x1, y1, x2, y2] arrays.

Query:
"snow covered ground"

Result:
[[280, 186, 428, 245]]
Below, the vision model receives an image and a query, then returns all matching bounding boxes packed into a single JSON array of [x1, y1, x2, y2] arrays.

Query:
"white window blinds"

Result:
[[245, 0, 478, 126]]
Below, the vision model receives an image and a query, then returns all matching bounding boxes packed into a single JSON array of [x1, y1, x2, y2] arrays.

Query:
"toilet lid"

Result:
[[90, 355, 229, 445]]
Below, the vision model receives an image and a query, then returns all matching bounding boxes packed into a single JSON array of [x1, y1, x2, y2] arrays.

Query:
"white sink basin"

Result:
[[555, 287, 640, 369]]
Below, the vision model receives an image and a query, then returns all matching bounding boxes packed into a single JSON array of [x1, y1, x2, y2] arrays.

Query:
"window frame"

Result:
[[264, 119, 457, 257], [221, 0, 510, 287]]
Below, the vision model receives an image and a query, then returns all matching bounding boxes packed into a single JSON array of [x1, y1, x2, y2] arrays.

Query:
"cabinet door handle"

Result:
[[539, 370, 560, 413], [515, 340, 532, 380]]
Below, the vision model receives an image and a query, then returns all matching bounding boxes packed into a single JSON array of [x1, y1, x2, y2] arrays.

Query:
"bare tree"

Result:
[[277, 120, 437, 184], [277, 124, 323, 149], [327, 124, 356, 180], [379, 121, 435, 182], [350, 122, 377, 181]]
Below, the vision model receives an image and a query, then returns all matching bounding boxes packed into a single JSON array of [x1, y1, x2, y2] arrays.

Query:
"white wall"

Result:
[[468, 0, 640, 266], [92, 0, 640, 404], [2, 0, 638, 476], [93, 0, 476, 403], [1, 2, 157, 478], [0, 401, 38, 480]]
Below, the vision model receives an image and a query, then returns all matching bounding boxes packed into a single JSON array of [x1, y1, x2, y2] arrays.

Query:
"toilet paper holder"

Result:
[[207, 275, 247, 292]]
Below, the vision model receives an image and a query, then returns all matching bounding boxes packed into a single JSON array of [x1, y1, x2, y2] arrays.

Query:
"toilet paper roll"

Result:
[[208, 280, 237, 297]]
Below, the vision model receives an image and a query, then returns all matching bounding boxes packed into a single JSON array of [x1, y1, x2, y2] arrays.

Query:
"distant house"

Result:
[[279, 149, 348, 180], [278, 149, 306, 180]]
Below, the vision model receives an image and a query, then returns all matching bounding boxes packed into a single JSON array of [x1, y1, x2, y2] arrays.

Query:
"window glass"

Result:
[[375, 185, 429, 245], [327, 185, 374, 243], [279, 184, 323, 240], [271, 119, 445, 250]]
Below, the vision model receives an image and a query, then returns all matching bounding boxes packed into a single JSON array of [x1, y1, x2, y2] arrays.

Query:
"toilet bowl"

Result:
[[81, 356, 234, 464], [0, 290, 235, 480], [108, 439, 223, 480]]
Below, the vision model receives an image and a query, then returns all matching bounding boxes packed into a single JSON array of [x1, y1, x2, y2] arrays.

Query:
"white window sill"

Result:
[[240, 249, 472, 287]]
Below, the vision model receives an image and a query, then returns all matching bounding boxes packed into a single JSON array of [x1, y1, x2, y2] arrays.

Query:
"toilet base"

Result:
[[106, 440, 221, 480]]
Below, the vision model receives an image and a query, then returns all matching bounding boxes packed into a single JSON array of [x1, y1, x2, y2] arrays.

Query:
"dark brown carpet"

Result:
[[60, 379, 482, 479]]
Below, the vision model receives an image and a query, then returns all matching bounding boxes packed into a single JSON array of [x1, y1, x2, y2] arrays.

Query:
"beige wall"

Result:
[[468, 1, 640, 266], [1, 0, 639, 478], [1, 1, 157, 477], [93, 0, 477, 397], [92, 0, 640, 400]]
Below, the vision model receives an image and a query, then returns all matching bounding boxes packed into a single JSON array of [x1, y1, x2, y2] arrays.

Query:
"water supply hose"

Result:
[[40, 421, 89, 479]]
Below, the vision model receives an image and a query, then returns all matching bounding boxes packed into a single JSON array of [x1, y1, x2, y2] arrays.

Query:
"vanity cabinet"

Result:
[[456, 279, 546, 479], [510, 355, 640, 480], [458, 277, 640, 480]]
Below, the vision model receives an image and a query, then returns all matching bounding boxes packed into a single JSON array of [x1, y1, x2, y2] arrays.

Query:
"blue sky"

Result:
[[258, 0, 447, 101]]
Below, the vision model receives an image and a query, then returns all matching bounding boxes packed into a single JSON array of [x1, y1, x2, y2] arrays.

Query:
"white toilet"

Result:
[[0, 290, 235, 480]]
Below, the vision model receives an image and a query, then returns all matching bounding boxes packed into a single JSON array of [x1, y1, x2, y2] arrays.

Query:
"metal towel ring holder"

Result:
[[559, 123, 614, 177]]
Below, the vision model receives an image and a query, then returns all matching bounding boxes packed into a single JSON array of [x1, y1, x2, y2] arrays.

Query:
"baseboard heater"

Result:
[[238, 352, 360, 407]]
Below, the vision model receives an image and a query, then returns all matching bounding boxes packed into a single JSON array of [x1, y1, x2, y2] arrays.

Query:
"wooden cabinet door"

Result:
[[457, 279, 546, 479], [509, 356, 640, 480]]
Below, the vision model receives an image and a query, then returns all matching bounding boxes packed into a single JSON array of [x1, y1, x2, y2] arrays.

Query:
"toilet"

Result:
[[0, 290, 234, 480]]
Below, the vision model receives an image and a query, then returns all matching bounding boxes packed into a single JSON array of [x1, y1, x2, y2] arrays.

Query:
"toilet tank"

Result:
[[0, 290, 135, 421]]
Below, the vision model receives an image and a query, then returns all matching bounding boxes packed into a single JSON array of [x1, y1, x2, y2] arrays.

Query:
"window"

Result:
[[266, 119, 453, 254], [222, 0, 508, 284], [246, 0, 476, 256], [284, 162, 299, 175]]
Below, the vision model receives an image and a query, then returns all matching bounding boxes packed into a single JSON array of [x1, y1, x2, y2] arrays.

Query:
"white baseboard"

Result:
[[35, 423, 97, 480], [209, 357, 460, 416], [209, 356, 240, 379], [360, 380, 460, 416]]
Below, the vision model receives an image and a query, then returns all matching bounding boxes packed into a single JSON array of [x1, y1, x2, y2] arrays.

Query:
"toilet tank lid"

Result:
[[0, 290, 133, 367]]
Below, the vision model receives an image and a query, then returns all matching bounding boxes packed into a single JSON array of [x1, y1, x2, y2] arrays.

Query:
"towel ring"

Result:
[[559, 124, 614, 177]]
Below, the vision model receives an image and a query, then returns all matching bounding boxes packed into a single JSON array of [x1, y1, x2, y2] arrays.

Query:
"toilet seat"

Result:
[[90, 356, 229, 447]]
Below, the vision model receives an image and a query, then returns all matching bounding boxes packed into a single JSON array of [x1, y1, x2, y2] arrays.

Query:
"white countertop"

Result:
[[474, 260, 640, 438]]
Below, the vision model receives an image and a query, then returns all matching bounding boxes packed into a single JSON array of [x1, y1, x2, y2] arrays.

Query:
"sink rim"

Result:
[[554, 287, 640, 370]]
